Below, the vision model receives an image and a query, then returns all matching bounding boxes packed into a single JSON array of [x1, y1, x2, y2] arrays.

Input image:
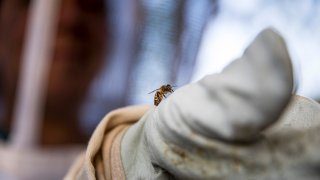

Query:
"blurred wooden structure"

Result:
[[0, 0, 83, 179]]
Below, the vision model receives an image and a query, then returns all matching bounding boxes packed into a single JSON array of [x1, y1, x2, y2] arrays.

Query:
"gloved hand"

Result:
[[151, 28, 293, 143], [122, 28, 295, 179]]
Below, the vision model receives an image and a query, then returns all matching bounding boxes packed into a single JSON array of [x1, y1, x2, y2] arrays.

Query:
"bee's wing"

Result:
[[148, 88, 160, 94]]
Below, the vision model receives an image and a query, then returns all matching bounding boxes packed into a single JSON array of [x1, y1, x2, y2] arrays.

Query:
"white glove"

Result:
[[122, 28, 294, 179], [152, 28, 293, 143]]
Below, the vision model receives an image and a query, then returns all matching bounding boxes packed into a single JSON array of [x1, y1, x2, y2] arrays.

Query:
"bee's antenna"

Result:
[[148, 88, 160, 94]]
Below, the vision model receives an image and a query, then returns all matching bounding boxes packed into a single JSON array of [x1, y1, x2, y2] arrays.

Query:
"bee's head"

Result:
[[163, 84, 174, 92]]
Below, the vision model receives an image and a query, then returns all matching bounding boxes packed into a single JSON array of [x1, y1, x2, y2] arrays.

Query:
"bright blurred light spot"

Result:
[[193, 0, 320, 100], [191, 18, 252, 79]]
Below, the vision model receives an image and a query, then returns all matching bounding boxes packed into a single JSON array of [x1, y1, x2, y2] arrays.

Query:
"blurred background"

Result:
[[0, 0, 319, 179], [192, 0, 320, 100]]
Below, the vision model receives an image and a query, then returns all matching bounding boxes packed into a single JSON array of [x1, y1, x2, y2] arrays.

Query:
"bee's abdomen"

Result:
[[154, 91, 163, 106]]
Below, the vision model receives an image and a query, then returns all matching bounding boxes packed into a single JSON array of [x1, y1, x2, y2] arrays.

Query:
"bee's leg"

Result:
[[163, 94, 167, 98]]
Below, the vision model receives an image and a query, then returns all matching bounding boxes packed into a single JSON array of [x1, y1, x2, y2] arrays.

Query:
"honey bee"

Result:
[[148, 84, 175, 106]]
